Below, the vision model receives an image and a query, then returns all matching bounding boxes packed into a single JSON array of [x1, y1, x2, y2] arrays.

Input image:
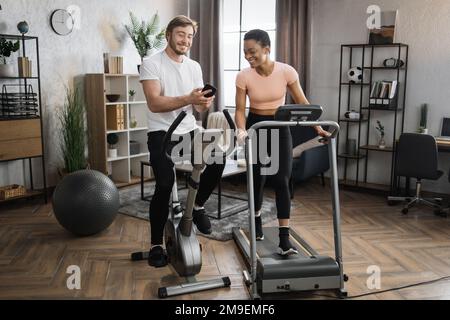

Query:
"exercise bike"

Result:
[[131, 109, 236, 298]]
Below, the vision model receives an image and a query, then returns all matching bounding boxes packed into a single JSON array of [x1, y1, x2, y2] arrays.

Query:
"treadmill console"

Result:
[[275, 104, 323, 122]]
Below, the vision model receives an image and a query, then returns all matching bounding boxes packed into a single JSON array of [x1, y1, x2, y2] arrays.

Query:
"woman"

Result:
[[235, 29, 329, 256]]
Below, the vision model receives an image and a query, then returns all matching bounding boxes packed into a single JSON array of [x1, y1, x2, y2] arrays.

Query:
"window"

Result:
[[223, 0, 276, 107]]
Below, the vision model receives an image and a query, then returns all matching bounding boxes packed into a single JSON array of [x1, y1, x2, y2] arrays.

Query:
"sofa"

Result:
[[290, 126, 330, 196]]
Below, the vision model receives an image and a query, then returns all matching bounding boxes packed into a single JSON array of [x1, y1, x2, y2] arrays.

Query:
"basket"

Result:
[[0, 184, 26, 200]]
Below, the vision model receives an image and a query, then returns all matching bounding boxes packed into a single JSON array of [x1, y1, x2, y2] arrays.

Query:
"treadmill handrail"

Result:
[[247, 120, 340, 139]]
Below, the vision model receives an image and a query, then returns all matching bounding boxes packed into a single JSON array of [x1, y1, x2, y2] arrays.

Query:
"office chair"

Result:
[[388, 133, 444, 215]]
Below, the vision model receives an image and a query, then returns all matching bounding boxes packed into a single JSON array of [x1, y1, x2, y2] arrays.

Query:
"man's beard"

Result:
[[169, 38, 188, 55]]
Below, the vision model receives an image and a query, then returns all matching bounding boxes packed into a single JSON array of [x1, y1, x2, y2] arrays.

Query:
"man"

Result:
[[140, 15, 225, 268]]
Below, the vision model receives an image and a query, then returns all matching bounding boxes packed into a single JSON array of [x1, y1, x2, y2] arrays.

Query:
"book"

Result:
[[103, 53, 110, 73], [27, 59, 32, 77], [106, 104, 125, 130], [389, 80, 397, 99], [370, 81, 381, 98], [379, 82, 388, 98], [18, 57, 26, 77], [17, 57, 32, 77], [107, 56, 124, 74]]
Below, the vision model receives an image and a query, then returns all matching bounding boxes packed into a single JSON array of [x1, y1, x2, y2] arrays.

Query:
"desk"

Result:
[[436, 139, 450, 152], [175, 159, 247, 220]]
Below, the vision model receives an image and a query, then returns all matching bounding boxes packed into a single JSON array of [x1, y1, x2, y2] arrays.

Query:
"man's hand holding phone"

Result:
[[201, 84, 217, 98], [189, 84, 216, 112]]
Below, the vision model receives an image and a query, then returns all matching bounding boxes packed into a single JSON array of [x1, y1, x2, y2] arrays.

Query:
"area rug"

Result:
[[118, 182, 277, 241]]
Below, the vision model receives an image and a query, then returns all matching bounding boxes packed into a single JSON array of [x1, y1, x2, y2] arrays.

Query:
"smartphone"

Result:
[[201, 84, 217, 98]]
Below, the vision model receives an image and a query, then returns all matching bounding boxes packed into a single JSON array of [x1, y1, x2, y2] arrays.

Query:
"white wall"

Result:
[[310, 0, 450, 193], [0, 0, 187, 189]]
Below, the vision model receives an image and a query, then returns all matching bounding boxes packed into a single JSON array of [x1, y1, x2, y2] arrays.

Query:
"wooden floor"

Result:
[[1, 179, 450, 300]]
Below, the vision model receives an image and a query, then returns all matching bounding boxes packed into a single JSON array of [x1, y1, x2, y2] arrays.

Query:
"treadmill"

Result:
[[232, 104, 348, 299]]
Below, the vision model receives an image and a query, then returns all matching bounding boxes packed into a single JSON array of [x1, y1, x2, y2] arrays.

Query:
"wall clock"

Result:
[[50, 9, 74, 36]]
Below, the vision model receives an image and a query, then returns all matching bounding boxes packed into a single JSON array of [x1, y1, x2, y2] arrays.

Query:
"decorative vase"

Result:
[[0, 64, 14, 77], [17, 21, 29, 34], [130, 116, 137, 128], [378, 136, 386, 149], [129, 95, 135, 102], [108, 149, 118, 158]]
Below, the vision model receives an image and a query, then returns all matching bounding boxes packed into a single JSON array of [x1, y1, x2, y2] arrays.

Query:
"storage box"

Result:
[[130, 140, 140, 155], [0, 184, 26, 200], [369, 96, 398, 110], [106, 104, 125, 130]]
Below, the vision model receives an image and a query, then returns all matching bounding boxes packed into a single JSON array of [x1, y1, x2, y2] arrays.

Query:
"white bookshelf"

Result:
[[85, 74, 153, 185]]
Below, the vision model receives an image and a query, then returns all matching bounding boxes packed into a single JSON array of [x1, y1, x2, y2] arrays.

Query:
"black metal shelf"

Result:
[[0, 34, 38, 40], [0, 189, 44, 203], [338, 153, 366, 160], [363, 66, 406, 70], [337, 43, 408, 194], [361, 107, 403, 112], [342, 43, 408, 48], [340, 82, 371, 86], [359, 145, 394, 153], [339, 118, 368, 123], [0, 77, 39, 80], [339, 179, 391, 195], [0, 33, 47, 204]]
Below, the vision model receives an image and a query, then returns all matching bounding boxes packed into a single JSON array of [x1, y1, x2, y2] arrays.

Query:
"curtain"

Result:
[[276, 0, 310, 99], [189, 0, 224, 126]]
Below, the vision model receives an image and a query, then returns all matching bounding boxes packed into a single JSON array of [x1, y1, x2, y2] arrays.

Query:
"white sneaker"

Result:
[[277, 247, 299, 256]]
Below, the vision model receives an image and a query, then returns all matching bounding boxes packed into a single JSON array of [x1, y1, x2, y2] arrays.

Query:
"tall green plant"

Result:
[[125, 12, 166, 59], [59, 87, 87, 173]]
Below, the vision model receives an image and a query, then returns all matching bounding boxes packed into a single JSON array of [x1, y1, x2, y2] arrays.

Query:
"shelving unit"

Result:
[[85, 74, 152, 186], [337, 43, 408, 194], [0, 34, 47, 203]]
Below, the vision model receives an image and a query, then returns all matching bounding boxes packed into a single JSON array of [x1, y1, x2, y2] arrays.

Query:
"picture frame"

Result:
[[368, 10, 398, 45]]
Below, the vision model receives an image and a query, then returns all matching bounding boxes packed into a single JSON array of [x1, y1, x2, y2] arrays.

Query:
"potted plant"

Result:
[[107, 133, 119, 158], [0, 38, 20, 77], [58, 87, 88, 175], [375, 120, 386, 149], [418, 103, 428, 134], [124, 11, 166, 70], [129, 89, 136, 101]]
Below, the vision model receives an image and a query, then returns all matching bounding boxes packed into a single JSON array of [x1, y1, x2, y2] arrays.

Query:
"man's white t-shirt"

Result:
[[139, 50, 203, 134]]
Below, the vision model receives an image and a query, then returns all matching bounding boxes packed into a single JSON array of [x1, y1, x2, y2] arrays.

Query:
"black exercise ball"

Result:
[[52, 169, 119, 236]]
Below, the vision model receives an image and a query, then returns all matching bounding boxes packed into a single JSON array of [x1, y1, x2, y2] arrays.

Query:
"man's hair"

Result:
[[244, 29, 271, 47], [166, 15, 198, 39]]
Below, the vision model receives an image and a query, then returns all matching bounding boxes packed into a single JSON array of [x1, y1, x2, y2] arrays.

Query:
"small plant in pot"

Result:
[[129, 89, 136, 101], [418, 103, 428, 134], [0, 38, 20, 77], [107, 133, 119, 158], [375, 120, 386, 149]]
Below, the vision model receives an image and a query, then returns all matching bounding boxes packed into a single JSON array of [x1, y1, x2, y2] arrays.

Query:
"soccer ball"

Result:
[[347, 67, 363, 83]]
